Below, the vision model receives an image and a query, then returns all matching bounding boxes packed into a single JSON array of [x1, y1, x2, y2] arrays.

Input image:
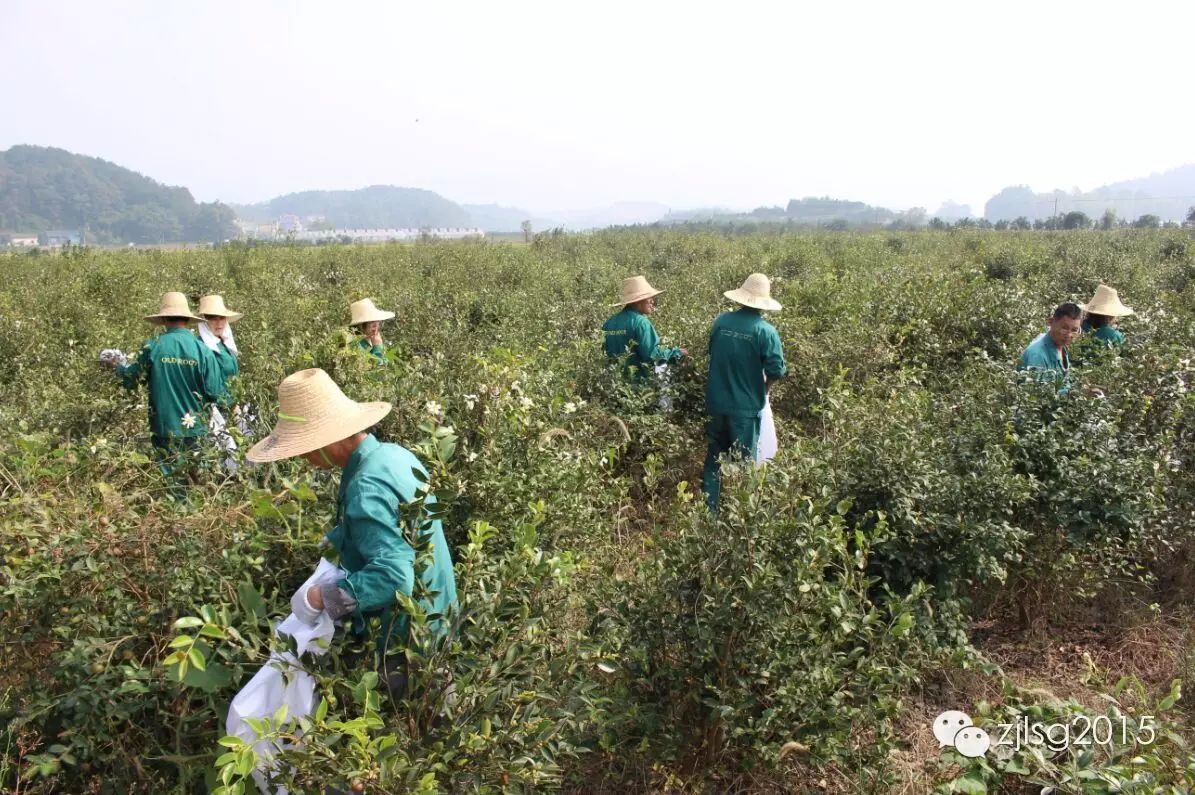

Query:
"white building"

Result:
[[291, 227, 484, 243], [9, 234, 38, 247]]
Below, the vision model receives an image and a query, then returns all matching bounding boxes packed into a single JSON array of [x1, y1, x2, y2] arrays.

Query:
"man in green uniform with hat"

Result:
[[602, 275, 686, 380], [702, 273, 787, 511], [105, 291, 230, 487], [247, 368, 458, 697]]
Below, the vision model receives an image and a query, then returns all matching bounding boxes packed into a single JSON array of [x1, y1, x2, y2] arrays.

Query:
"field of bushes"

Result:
[[2, 228, 1194, 793]]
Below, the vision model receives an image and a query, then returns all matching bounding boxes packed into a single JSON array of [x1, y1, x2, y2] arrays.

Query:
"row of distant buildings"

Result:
[[235, 216, 484, 242], [3, 230, 84, 248]]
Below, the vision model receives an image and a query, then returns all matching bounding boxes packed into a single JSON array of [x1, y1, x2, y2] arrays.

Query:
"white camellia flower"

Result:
[[425, 400, 443, 417], [464, 394, 478, 410], [181, 412, 196, 429], [562, 402, 577, 414], [519, 396, 534, 410]]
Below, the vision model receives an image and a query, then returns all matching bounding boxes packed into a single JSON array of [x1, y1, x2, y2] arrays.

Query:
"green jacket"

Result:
[[325, 435, 458, 642], [116, 327, 229, 439], [706, 308, 786, 417], [211, 341, 240, 381], [602, 307, 682, 378], [1081, 320, 1125, 347], [1018, 332, 1070, 373], [356, 337, 387, 364], [1018, 332, 1072, 393]]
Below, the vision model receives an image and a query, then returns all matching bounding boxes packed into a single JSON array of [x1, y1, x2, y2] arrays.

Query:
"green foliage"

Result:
[[0, 145, 237, 244], [938, 678, 1194, 793], [612, 477, 959, 782], [1, 229, 1193, 791]]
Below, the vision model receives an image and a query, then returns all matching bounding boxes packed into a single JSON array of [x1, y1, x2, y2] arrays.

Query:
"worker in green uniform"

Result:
[[1018, 302, 1082, 391], [349, 298, 394, 364], [104, 291, 230, 489], [198, 294, 246, 468], [247, 368, 458, 698], [1080, 283, 1132, 347], [702, 273, 786, 511], [602, 276, 686, 379], [198, 294, 242, 387]]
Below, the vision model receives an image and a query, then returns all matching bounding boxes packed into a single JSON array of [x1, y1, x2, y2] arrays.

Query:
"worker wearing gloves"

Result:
[[247, 368, 458, 696], [702, 273, 787, 511], [349, 297, 394, 364], [602, 276, 686, 380], [103, 291, 229, 488]]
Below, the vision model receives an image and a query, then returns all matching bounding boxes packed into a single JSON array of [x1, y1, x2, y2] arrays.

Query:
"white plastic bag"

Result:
[[226, 558, 345, 793], [756, 396, 777, 465], [210, 406, 239, 473], [654, 363, 673, 412]]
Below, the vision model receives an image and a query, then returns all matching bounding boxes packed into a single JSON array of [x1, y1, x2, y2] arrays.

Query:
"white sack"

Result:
[[226, 558, 345, 794]]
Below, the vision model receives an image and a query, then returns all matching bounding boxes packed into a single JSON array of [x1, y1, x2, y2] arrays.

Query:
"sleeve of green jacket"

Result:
[[198, 344, 233, 409], [337, 484, 416, 614], [633, 316, 682, 364], [760, 325, 786, 379], [355, 337, 388, 366], [217, 346, 240, 378], [116, 342, 152, 391]]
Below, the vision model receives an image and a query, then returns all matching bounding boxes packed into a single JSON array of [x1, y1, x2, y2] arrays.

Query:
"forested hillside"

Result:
[[0, 146, 237, 244]]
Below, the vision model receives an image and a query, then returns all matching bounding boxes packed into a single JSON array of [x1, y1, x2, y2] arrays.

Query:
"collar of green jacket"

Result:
[[340, 433, 380, 488]]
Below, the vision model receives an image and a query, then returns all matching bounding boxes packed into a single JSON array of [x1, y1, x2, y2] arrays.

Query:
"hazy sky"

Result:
[[2, 0, 1192, 215]]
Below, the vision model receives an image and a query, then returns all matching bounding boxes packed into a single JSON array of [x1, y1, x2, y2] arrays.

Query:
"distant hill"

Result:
[[0, 145, 237, 244], [552, 201, 670, 229], [663, 196, 900, 226], [985, 164, 1195, 222], [462, 203, 558, 234], [233, 186, 473, 229]]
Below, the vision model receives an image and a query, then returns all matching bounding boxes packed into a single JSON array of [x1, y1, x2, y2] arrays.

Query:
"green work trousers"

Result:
[[702, 413, 761, 511]]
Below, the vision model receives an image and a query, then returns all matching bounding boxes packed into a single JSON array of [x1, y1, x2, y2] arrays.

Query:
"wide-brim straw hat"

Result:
[[724, 273, 782, 311], [145, 291, 201, 324], [611, 275, 664, 307], [1081, 284, 1134, 317], [198, 294, 244, 322], [350, 298, 395, 326], [246, 368, 392, 463]]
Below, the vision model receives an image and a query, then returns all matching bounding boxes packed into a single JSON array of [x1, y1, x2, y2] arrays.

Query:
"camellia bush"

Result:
[[1, 228, 1193, 791]]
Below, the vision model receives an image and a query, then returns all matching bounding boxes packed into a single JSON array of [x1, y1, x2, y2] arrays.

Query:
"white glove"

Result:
[[290, 584, 322, 626], [99, 348, 128, 367]]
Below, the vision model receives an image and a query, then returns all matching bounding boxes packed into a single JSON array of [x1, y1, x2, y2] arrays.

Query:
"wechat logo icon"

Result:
[[932, 710, 991, 758]]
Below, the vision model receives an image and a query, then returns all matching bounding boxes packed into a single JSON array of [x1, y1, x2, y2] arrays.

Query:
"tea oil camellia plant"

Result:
[[2, 229, 1194, 791]]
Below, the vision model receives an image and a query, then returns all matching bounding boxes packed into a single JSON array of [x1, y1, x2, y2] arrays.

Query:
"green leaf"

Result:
[[173, 616, 203, 629], [951, 772, 987, 794], [199, 623, 225, 639], [188, 646, 206, 671], [237, 581, 267, 619]]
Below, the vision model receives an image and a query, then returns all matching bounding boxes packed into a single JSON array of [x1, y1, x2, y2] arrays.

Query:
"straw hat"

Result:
[[349, 298, 395, 326], [246, 368, 392, 463], [611, 275, 664, 307], [145, 291, 200, 324], [198, 294, 244, 322], [724, 273, 782, 311], [1080, 284, 1134, 317]]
